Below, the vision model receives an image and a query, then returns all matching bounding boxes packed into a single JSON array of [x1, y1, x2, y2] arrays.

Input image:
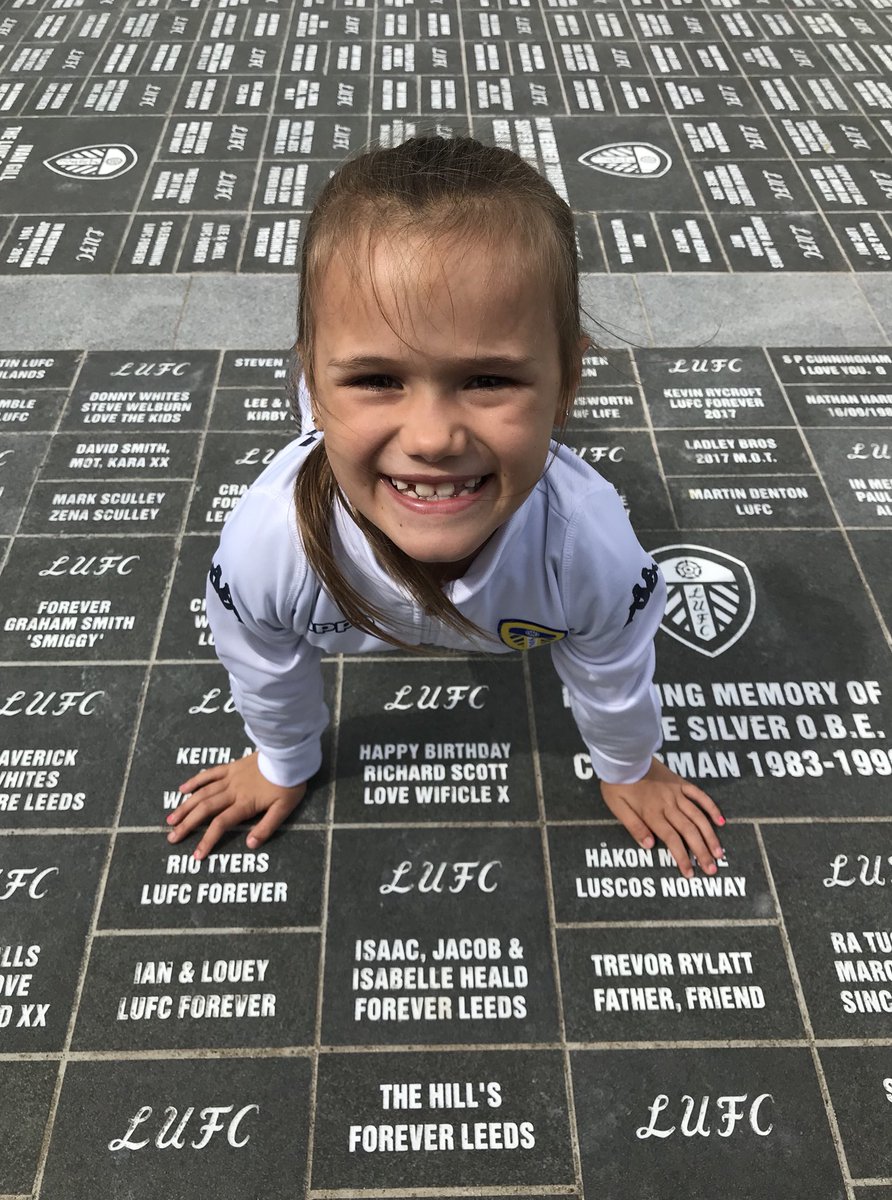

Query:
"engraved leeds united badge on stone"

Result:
[[578, 143, 671, 179], [650, 544, 755, 657], [44, 144, 138, 181]]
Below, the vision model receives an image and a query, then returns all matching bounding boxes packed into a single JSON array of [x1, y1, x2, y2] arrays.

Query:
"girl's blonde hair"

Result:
[[292, 133, 588, 650]]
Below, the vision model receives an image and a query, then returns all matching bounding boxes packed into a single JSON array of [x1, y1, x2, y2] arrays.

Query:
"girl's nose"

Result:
[[398, 391, 468, 460]]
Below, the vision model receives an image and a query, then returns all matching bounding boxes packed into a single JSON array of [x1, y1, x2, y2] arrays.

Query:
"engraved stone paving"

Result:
[[1, 344, 890, 1196], [1, 0, 892, 1192], [0, 0, 892, 273]]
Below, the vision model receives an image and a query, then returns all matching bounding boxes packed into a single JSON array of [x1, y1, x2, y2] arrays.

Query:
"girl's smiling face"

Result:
[[311, 231, 581, 581]]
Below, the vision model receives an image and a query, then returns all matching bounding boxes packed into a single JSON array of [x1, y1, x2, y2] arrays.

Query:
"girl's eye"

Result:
[[351, 375, 398, 391], [469, 376, 510, 389], [347, 374, 513, 391]]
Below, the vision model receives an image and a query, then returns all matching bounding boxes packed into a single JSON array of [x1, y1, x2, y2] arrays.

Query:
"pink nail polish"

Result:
[[717, 816, 726, 826]]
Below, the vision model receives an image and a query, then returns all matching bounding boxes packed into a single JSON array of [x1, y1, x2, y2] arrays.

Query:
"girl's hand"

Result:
[[167, 752, 307, 861], [599, 757, 725, 879]]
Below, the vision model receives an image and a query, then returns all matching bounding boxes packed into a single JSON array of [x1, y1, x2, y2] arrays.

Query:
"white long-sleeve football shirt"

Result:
[[206, 432, 666, 789]]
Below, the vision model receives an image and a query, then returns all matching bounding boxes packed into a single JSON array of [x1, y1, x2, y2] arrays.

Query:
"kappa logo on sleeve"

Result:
[[650, 544, 755, 657], [624, 562, 660, 627], [208, 563, 243, 624], [498, 620, 567, 651]]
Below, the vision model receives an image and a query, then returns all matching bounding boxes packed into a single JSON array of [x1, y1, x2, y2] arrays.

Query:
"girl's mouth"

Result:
[[384, 475, 490, 501]]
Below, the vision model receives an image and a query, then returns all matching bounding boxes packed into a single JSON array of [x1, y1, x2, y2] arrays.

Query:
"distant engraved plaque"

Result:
[[804, 429, 892, 527], [21, 478, 189, 535], [569, 349, 644, 432], [40, 431, 198, 481], [636, 349, 789, 428], [770, 349, 892, 428], [62, 351, 217, 432]]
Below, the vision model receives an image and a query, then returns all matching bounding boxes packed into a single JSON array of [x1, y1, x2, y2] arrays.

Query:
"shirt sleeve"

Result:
[[549, 485, 665, 785], [205, 481, 328, 788]]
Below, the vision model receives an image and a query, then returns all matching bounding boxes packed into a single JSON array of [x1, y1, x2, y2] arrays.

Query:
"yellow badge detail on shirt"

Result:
[[498, 620, 567, 651]]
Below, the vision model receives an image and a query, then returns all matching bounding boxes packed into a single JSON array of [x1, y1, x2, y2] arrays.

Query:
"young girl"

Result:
[[168, 134, 725, 878]]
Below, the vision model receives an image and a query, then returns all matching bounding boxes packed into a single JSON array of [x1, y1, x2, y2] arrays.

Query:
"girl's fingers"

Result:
[[167, 782, 227, 827], [677, 798, 725, 859], [246, 799, 295, 849], [681, 781, 725, 827], [666, 812, 716, 875], [195, 805, 252, 861], [178, 766, 227, 795], [655, 823, 694, 879], [608, 796, 655, 849], [167, 792, 234, 842]]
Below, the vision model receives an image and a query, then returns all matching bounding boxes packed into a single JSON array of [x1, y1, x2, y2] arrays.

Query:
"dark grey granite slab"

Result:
[[0, 534, 176, 661], [532, 528, 892, 819], [572, 1048, 846, 1199], [73, 930, 319, 1051], [820, 1047, 892, 1182], [559, 926, 802, 1043], [0, 664, 143, 829], [312, 1050, 573, 1191], [98, 830, 325, 932], [322, 826, 558, 1046], [122, 661, 333, 826], [548, 822, 774, 922], [0, 1060, 58, 1194], [0, 833, 107, 1052], [762, 823, 892, 1039], [40, 1056, 311, 1200], [336, 657, 537, 822]]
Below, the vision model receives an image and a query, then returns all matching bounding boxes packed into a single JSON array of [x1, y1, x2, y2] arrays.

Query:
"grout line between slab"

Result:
[[522, 653, 584, 1197], [307, 1188, 576, 1199], [304, 653, 342, 1193], [170, 272, 194, 349]]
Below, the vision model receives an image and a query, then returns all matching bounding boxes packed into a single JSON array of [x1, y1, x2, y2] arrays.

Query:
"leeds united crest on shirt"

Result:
[[498, 620, 567, 651], [650, 545, 755, 657]]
